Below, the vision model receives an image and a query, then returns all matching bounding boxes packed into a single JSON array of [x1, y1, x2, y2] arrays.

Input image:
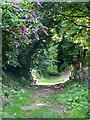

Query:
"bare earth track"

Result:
[[22, 71, 70, 114], [33, 71, 70, 88]]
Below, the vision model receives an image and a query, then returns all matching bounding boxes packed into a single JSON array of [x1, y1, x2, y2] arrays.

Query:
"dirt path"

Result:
[[22, 71, 69, 114], [22, 87, 66, 114], [33, 71, 70, 87]]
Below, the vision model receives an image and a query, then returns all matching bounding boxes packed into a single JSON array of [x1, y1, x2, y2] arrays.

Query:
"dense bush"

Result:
[[2, 1, 48, 79], [2, 1, 89, 81]]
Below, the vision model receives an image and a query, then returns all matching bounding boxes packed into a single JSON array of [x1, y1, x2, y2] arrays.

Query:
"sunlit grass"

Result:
[[2, 86, 62, 118], [39, 70, 69, 83], [39, 76, 62, 83], [2, 80, 88, 118], [2, 89, 32, 118], [41, 82, 88, 118], [25, 106, 62, 118]]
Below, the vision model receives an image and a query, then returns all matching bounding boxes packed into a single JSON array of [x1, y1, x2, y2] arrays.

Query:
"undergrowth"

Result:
[[43, 82, 88, 118], [1, 73, 89, 118]]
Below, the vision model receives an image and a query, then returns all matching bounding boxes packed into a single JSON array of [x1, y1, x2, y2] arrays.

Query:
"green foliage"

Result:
[[2, 80, 88, 118], [2, 81, 62, 118], [2, 89, 32, 118], [67, 107, 88, 118], [26, 106, 62, 118], [42, 82, 88, 118], [39, 76, 61, 83], [47, 65, 58, 74], [2, 80, 34, 118], [37, 2, 89, 75], [2, 2, 89, 81], [1, 2, 89, 118], [34, 43, 58, 76], [2, 1, 48, 69]]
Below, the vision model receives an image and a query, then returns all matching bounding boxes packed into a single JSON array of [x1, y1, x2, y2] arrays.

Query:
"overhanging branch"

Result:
[[59, 12, 90, 28]]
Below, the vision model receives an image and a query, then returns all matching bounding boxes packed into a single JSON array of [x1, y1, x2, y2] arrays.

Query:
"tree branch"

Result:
[[69, 4, 90, 16], [69, 19, 90, 28], [59, 12, 90, 28], [59, 12, 88, 18]]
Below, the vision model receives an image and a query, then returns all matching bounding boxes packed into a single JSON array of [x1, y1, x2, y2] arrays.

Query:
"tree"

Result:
[[2, 1, 89, 82], [2, 1, 48, 80], [38, 2, 89, 82]]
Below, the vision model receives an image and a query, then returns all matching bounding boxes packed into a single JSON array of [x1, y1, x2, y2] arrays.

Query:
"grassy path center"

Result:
[[22, 87, 65, 116]]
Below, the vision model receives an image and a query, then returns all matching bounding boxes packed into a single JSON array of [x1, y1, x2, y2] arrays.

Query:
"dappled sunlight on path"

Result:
[[22, 71, 70, 114], [35, 71, 70, 86]]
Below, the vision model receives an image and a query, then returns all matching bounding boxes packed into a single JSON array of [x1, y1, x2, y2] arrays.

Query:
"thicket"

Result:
[[2, 1, 90, 83]]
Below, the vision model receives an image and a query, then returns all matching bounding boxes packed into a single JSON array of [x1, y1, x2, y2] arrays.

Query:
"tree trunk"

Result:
[[69, 64, 74, 79], [79, 61, 83, 83]]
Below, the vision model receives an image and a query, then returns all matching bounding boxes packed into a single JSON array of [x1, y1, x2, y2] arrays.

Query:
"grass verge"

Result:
[[2, 80, 88, 118], [41, 82, 88, 118]]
